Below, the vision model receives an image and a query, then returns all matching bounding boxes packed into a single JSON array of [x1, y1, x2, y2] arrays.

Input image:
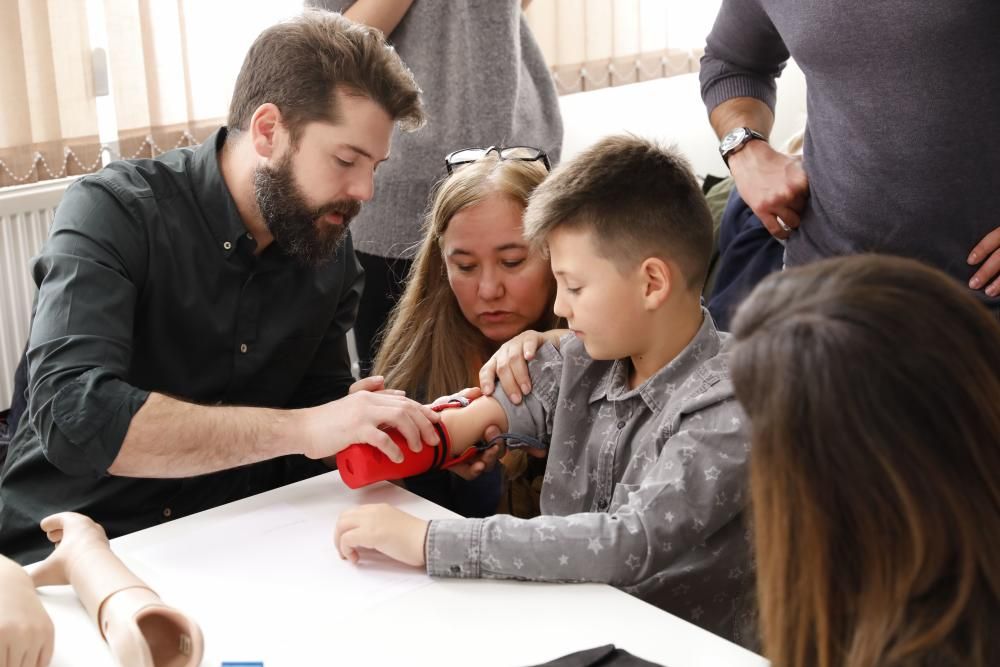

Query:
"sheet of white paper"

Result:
[[126, 498, 435, 663]]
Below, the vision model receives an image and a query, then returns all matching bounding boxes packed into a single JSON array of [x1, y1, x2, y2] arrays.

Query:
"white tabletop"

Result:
[[35, 471, 767, 667]]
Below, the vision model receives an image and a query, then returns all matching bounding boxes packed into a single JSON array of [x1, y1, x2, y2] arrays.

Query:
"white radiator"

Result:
[[0, 178, 74, 410]]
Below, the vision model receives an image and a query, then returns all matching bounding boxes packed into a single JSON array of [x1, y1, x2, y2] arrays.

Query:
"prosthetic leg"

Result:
[[31, 512, 204, 667]]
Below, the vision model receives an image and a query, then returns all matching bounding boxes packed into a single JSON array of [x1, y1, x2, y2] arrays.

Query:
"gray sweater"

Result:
[[701, 1, 1000, 303], [314, 0, 563, 259]]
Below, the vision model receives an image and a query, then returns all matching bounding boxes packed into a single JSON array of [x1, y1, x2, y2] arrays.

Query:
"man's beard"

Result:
[[253, 152, 362, 267]]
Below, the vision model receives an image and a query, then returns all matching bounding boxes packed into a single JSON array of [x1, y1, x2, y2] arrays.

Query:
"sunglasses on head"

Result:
[[444, 145, 550, 174]]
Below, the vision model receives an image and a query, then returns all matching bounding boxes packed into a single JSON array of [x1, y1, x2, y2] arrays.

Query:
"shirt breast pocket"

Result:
[[609, 482, 643, 514]]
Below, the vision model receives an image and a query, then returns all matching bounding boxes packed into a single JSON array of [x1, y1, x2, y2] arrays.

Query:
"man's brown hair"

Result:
[[227, 10, 424, 143], [523, 134, 713, 290]]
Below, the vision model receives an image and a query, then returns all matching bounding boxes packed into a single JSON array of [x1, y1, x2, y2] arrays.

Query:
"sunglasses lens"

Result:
[[447, 148, 488, 166], [500, 146, 542, 160]]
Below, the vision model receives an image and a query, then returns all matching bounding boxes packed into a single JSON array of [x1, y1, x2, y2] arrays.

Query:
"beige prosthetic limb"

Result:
[[30, 512, 203, 667]]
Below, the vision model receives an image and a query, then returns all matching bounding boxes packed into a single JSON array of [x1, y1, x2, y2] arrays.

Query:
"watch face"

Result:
[[720, 128, 749, 153]]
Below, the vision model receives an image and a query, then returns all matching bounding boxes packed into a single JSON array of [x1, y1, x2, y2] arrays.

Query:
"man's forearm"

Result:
[[109, 393, 301, 478], [709, 96, 775, 140], [342, 0, 415, 36]]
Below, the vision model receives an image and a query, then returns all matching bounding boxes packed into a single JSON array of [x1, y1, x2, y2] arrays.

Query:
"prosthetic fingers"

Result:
[[337, 396, 547, 489], [31, 512, 204, 667]]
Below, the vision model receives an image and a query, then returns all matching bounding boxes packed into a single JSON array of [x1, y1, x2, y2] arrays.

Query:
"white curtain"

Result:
[[525, 0, 722, 94], [0, 0, 301, 187]]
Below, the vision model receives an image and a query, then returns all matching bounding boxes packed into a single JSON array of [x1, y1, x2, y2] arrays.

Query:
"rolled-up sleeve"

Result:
[[25, 178, 150, 477], [700, 0, 789, 115]]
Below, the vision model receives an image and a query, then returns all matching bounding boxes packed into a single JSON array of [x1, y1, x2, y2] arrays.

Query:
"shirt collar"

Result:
[[587, 307, 725, 413], [191, 127, 254, 259]]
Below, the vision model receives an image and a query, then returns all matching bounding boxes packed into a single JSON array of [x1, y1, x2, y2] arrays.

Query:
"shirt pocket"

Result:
[[609, 482, 643, 513]]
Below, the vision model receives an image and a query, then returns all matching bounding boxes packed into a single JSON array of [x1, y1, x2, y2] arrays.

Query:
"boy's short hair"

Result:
[[228, 10, 424, 145], [523, 135, 713, 290]]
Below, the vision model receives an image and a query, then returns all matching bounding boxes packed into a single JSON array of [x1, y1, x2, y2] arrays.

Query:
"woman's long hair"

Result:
[[730, 254, 1000, 667], [374, 155, 558, 400]]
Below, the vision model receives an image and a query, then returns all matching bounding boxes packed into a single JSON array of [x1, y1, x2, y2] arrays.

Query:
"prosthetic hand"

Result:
[[30, 512, 204, 667], [337, 395, 547, 489], [337, 397, 480, 488]]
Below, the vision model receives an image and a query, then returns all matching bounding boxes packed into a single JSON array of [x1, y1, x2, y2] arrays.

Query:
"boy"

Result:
[[335, 136, 752, 642]]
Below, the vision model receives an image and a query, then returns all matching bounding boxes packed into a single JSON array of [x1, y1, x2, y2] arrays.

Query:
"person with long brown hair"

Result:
[[729, 254, 1000, 667], [374, 147, 560, 516]]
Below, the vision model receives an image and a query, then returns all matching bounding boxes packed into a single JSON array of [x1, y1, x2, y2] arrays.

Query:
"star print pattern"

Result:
[[425, 312, 753, 643]]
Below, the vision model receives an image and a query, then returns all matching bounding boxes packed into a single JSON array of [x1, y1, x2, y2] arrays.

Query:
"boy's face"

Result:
[[548, 226, 644, 360]]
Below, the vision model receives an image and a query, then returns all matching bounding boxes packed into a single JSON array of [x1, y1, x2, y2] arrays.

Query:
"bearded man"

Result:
[[0, 11, 437, 563]]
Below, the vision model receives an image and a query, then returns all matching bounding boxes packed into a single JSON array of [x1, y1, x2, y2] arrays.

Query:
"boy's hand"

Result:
[[479, 329, 568, 403], [335, 504, 429, 567]]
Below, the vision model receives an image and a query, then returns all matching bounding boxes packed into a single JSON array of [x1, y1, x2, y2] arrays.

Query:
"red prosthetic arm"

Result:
[[337, 399, 479, 489]]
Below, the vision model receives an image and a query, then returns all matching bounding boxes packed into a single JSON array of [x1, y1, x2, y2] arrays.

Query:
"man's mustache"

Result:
[[315, 199, 362, 223]]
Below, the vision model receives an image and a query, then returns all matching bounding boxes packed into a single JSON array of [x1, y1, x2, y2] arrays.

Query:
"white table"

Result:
[[35, 472, 768, 667]]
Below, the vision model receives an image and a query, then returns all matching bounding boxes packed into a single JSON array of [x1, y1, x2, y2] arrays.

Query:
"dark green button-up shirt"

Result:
[[0, 128, 362, 563]]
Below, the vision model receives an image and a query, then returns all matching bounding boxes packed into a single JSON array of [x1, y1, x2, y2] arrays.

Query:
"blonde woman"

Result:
[[374, 147, 560, 516]]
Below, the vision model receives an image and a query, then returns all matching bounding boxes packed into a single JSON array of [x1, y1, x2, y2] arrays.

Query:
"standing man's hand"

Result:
[[728, 140, 810, 241], [967, 227, 1000, 297], [297, 389, 440, 464]]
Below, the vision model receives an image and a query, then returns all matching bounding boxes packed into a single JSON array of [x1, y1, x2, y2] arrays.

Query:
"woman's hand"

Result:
[[479, 329, 569, 403]]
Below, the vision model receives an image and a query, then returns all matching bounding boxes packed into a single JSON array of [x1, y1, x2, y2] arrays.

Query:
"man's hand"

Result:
[[298, 390, 440, 464], [967, 227, 1000, 297], [1, 555, 54, 667], [335, 504, 428, 567], [349, 375, 405, 396], [479, 329, 568, 403], [728, 140, 809, 240]]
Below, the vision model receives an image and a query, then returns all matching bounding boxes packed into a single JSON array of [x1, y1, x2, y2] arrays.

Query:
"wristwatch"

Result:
[[719, 127, 766, 167]]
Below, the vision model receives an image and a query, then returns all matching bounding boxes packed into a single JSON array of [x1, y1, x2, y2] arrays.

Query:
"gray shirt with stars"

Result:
[[425, 311, 754, 643]]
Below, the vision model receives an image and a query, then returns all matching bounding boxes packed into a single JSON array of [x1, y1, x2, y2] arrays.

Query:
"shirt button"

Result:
[[162, 507, 172, 518], [223, 241, 232, 250], [240, 343, 248, 354], [616, 420, 626, 429]]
